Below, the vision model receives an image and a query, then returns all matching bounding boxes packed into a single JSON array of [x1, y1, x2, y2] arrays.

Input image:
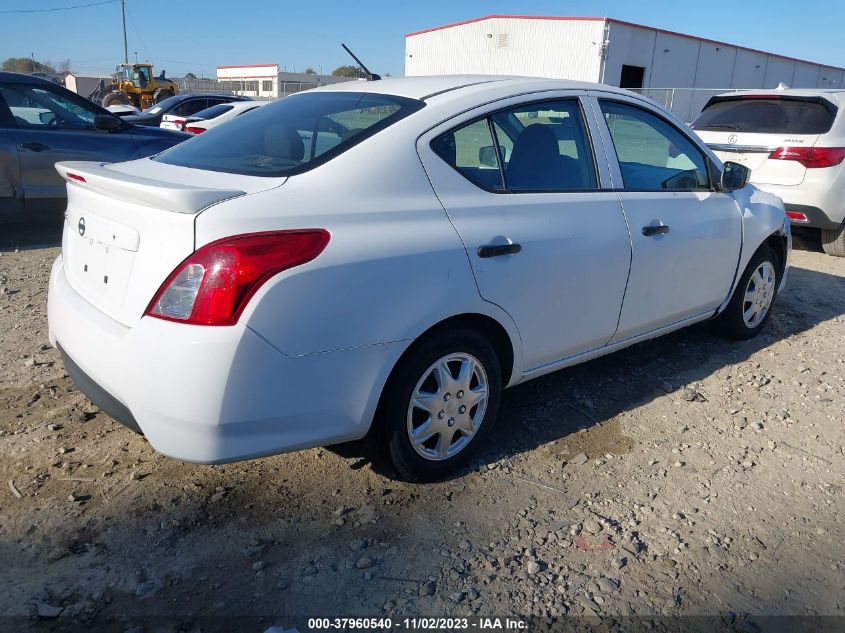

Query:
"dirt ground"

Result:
[[0, 228, 843, 632]]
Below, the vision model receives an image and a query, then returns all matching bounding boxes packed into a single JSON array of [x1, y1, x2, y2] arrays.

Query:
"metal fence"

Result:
[[175, 77, 328, 101], [630, 88, 729, 123]]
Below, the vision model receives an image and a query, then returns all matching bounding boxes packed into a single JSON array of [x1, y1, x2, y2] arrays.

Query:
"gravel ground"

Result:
[[0, 231, 843, 631]]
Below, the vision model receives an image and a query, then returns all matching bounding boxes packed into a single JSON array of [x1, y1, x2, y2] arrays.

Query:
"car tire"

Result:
[[821, 225, 845, 257], [715, 244, 781, 340], [153, 89, 174, 104], [366, 328, 502, 482]]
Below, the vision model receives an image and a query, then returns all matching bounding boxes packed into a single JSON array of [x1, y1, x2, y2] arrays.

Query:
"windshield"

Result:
[[693, 97, 836, 134], [154, 91, 425, 177]]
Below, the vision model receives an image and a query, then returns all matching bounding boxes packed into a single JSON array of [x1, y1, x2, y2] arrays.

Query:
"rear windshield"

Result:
[[154, 91, 425, 177], [191, 103, 234, 120], [693, 97, 836, 134]]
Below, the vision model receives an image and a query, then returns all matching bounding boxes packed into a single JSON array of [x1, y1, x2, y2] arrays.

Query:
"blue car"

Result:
[[0, 72, 190, 222]]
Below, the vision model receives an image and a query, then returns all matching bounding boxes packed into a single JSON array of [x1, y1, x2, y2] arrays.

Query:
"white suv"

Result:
[[693, 89, 845, 256]]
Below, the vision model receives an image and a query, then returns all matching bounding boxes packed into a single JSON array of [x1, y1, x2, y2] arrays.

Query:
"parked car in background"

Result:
[[693, 89, 845, 256], [181, 100, 268, 134], [106, 104, 141, 117], [0, 71, 189, 222], [48, 76, 790, 481], [121, 93, 250, 129]]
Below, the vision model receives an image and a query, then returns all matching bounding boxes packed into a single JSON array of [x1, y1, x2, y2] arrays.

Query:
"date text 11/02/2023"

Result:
[[306, 618, 528, 630]]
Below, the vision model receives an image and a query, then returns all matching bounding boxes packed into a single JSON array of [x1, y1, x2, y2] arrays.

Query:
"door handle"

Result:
[[478, 243, 522, 258], [20, 141, 50, 152], [642, 224, 670, 237]]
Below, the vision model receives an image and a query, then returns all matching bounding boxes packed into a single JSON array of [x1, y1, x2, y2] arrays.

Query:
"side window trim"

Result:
[[431, 96, 602, 194], [486, 116, 507, 190], [595, 97, 716, 193], [0, 87, 14, 127]]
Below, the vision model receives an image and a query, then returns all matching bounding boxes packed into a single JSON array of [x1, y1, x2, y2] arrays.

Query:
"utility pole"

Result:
[[121, 0, 128, 64]]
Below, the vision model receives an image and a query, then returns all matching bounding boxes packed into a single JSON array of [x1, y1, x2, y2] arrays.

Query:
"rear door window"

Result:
[[693, 97, 835, 134], [154, 91, 424, 177], [431, 98, 598, 192], [173, 99, 208, 117]]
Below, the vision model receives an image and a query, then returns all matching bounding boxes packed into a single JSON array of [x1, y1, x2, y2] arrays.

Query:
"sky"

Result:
[[1, 0, 844, 78]]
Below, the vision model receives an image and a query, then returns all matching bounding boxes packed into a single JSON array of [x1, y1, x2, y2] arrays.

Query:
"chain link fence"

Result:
[[630, 88, 730, 123], [176, 77, 333, 101]]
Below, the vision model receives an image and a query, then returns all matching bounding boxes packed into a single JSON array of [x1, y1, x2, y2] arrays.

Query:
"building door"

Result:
[[620, 65, 646, 89]]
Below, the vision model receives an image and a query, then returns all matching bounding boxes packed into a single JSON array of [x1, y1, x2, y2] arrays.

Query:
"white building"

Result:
[[216, 64, 358, 99], [405, 15, 845, 90], [216, 64, 280, 99]]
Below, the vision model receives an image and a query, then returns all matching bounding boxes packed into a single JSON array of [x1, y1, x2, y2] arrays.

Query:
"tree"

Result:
[[303, 67, 317, 75], [2, 57, 56, 73], [185, 72, 197, 79], [331, 65, 365, 78]]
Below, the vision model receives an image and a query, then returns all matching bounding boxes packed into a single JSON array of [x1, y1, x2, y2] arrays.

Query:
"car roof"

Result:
[[313, 75, 625, 101], [0, 71, 63, 85]]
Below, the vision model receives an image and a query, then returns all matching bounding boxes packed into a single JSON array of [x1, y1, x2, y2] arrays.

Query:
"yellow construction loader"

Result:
[[88, 63, 178, 110]]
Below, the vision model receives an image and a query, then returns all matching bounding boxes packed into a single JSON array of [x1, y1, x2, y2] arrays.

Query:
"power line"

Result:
[[0, 0, 118, 14]]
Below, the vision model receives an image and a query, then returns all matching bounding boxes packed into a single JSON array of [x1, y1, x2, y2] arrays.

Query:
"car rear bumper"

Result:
[[47, 255, 403, 463], [752, 183, 844, 230], [780, 204, 842, 230]]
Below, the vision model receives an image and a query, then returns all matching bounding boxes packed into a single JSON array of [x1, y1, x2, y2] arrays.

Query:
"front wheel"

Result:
[[366, 329, 502, 482], [715, 244, 781, 340]]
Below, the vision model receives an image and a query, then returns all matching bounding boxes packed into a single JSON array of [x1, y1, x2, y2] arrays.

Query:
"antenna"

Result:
[[341, 43, 381, 81]]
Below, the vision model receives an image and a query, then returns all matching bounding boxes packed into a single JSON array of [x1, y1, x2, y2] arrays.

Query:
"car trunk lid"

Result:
[[56, 159, 284, 327]]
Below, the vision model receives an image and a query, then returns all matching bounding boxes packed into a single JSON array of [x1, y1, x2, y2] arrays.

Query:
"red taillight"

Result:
[[185, 126, 206, 134], [786, 210, 809, 222], [769, 146, 845, 168], [66, 173, 86, 183], [145, 230, 330, 326]]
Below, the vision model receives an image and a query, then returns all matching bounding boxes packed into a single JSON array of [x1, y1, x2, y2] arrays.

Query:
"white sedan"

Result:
[[47, 76, 790, 481], [181, 100, 267, 134]]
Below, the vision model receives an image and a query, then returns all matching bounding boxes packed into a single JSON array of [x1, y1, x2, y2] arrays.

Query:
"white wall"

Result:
[[730, 49, 768, 88], [405, 17, 605, 81], [406, 17, 844, 90]]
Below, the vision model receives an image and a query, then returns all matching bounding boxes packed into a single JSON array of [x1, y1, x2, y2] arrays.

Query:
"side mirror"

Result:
[[479, 145, 509, 167], [720, 161, 750, 191], [478, 145, 498, 167], [39, 111, 56, 125], [94, 114, 122, 132]]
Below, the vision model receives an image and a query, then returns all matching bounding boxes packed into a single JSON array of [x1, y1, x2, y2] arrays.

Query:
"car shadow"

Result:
[[0, 219, 63, 251], [331, 260, 845, 481]]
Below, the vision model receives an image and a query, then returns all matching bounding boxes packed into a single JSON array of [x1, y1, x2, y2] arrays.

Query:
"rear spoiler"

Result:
[[55, 161, 246, 214]]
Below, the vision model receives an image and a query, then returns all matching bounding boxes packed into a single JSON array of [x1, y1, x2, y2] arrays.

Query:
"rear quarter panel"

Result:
[[193, 118, 523, 368]]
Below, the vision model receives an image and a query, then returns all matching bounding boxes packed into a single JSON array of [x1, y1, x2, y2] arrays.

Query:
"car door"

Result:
[[589, 94, 742, 341], [0, 79, 139, 214], [0, 96, 23, 217], [418, 94, 632, 370]]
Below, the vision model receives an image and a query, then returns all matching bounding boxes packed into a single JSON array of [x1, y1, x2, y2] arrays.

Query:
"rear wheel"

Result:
[[366, 329, 502, 482], [715, 244, 781, 340], [821, 225, 845, 257]]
